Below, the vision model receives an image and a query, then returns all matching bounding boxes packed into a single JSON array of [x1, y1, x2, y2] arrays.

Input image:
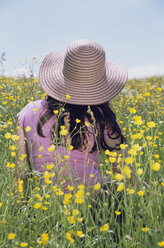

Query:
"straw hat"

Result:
[[39, 39, 128, 105]]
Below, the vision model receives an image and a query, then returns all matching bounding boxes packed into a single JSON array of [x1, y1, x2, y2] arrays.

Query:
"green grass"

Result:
[[0, 75, 164, 248]]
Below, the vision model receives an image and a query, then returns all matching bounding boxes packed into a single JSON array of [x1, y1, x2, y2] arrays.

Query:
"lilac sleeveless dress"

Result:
[[17, 100, 111, 188]]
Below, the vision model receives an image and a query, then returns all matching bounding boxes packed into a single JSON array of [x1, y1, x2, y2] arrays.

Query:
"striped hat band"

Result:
[[39, 39, 128, 105]]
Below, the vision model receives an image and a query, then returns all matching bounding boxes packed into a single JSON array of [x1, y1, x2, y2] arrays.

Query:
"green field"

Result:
[[0, 75, 164, 247]]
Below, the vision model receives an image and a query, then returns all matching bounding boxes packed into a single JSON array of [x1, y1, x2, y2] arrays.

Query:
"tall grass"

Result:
[[0, 75, 164, 248]]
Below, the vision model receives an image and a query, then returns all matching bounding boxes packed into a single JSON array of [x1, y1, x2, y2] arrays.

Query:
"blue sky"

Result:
[[0, 0, 164, 78]]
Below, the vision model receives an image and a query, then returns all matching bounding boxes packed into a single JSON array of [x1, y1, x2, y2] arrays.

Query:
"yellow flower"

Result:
[[94, 183, 101, 190], [88, 204, 92, 208], [128, 149, 137, 156], [46, 163, 54, 170], [141, 227, 149, 232], [109, 157, 116, 163], [147, 121, 156, 128], [125, 157, 134, 164], [39, 233, 48, 246], [64, 155, 70, 160], [100, 223, 109, 232], [0, 203, 3, 207], [115, 211, 121, 215], [161, 183, 164, 187], [120, 144, 128, 149], [137, 168, 143, 176], [60, 129, 68, 136], [68, 145, 74, 150], [133, 115, 144, 125], [137, 191, 144, 196], [114, 173, 124, 181], [9, 145, 16, 151], [6, 162, 16, 168], [76, 231, 85, 237], [158, 241, 164, 246], [146, 136, 152, 141], [53, 110, 59, 114], [67, 185, 74, 191], [78, 184, 85, 189], [25, 126, 31, 132], [48, 144, 55, 152], [4, 133, 11, 139], [128, 107, 136, 113], [66, 94, 71, 99], [11, 135, 20, 141], [66, 231, 75, 243], [8, 233, 16, 240], [39, 146, 44, 151], [117, 183, 124, 192], [126, 188, 135, 194], [11, 152, 16, 157], [122, 166, 132, 178], [77, 217, 83, 222], [105, 149, 110, 155], [67, 216, 75, 224], [72, 209, 80, 216], [151, 162, 161, 171], [154, 154, 159, 159], [33, 202, 41, 209], [20, 243, 28, 247], [33, 108, 38, 112], [89, 173, 95, 178], [56, 188, 64, 196], [85, 121, 90, 127], [76, 118, 81, 123]]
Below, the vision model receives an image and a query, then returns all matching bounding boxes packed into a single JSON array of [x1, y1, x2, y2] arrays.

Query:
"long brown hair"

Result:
[[37, 96, 126, 152]]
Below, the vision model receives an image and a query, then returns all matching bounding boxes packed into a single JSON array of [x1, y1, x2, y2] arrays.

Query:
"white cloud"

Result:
[[5, 67, 37, 78], [127, 64, 164, 79], [4, 64, 164, 80]]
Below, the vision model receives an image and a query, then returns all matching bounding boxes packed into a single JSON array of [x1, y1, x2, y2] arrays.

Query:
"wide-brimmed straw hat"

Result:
[[39, 39, 128, 105]]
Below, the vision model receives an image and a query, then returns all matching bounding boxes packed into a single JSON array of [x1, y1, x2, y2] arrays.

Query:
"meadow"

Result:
[[0, 74, 164, 248]]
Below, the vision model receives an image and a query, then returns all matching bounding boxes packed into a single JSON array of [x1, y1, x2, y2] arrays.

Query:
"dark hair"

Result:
[[37, 96, 126, 152]]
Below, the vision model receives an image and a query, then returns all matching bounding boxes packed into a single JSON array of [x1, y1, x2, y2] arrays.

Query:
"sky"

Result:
[[0, 0, 164, 79]]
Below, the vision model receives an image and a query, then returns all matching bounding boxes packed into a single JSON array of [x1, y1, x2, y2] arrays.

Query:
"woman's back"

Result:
[[17, 99, 107, 188]]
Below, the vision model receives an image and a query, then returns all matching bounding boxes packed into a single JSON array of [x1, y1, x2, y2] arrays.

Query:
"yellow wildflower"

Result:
[[76, 231, 85, 237], [66, 94, 71, 99], [53, 110, 59, 114], [114, 173, 124, 181], [39, 233, 48, 246], [25, 126, 31, 132], [137, 191, 144, 196], [158, 241, 164, 246], [20, 243, 28, 247], [133, 115, 144, 125], [8, 233, 16, 240], [141, 227, 149, 232], [85, 121, 90, 127], [94, 183, 101, 190], [117, 183, 124, 192], [122, 166, 132, 178], [115, 211, 121, 215], [67, 216, 75, 224], [137, 168, 143, 176], [151, 162, 161, 171], [125, 157, 134, 164], [147, 121, 156, 128], [76, 118, 81, 123], [33, 202, 41, 209], [100, 223, 109, 232]]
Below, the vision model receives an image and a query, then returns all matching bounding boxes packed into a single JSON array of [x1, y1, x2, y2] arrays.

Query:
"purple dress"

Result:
[[17, 100, 110, 188]]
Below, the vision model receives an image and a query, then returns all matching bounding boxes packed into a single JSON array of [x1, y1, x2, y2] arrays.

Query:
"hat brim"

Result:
[[39, 51, 128, 105]]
